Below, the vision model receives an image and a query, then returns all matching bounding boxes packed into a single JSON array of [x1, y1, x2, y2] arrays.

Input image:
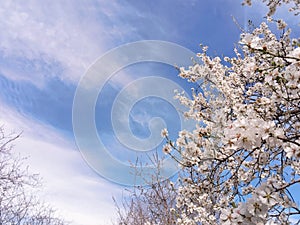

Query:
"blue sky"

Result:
[[0, 1, 298, 224]]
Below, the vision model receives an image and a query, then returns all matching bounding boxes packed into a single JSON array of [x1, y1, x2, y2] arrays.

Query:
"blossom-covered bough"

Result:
[[161, 2, 300, 225], [242, 0, 300, 16], [114, 1, 300, 224]]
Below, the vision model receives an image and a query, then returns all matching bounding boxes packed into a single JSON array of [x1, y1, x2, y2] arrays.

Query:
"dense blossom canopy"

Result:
[[162, 3, 300, 225], [115, 1, 300, 225]]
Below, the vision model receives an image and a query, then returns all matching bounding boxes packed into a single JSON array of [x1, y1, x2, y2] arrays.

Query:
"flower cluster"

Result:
[[164, 11, 300, 225], [242, 0, 300, 16]]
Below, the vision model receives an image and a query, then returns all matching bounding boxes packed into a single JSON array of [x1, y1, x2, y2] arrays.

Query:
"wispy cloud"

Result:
[[0, 0, 139, 86]]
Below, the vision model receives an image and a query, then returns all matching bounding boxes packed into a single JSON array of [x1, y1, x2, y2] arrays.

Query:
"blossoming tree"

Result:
[[161, 1, 300, 224], [115, 1, 300, 224]]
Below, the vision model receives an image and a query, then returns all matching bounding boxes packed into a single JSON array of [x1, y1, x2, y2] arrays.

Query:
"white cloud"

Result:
[[0, 0, 131, 86]]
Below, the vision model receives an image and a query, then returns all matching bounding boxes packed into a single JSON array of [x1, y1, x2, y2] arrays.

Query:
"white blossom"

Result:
[[165, 6, 300, 224], [161, 128, 169, 137]]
